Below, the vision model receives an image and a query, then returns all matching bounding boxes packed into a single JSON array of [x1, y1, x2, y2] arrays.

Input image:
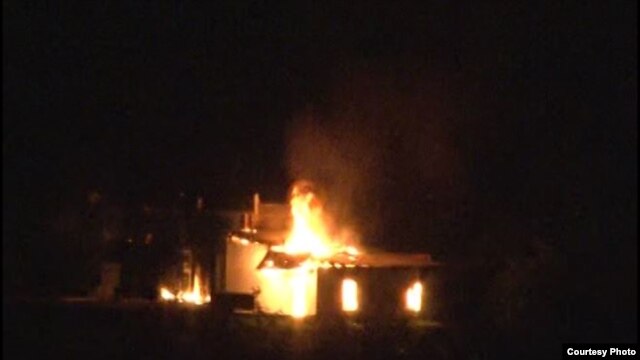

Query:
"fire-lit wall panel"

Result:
[[224, 239, 269, 294], [257, 267, 317, 317]]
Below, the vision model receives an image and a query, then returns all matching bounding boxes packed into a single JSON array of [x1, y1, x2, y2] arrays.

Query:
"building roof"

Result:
[[248, 246, 439, 271], [350, 252, 438, 268], [228, 229, 284, 246]]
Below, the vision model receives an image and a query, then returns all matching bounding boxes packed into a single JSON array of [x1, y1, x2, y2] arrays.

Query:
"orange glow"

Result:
[[160, 287, 176, 300], [405, 281, 423, 312], [291, 268, 310, 318], [341, 278, 358, 312], [257, 266, 317, 317], [180, 271, 207, 304], [344, 246, 359, 256]]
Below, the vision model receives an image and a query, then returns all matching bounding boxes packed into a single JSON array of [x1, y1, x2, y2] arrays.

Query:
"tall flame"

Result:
[[283, 183, 332, 258], [180, 271, 206, 305], [258, 181, 359, 318]]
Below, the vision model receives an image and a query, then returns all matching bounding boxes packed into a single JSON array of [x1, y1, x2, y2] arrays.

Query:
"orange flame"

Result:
[[258, 182, 360, 318], [179, 271, 209, 305], [282, 184, 333, 257]]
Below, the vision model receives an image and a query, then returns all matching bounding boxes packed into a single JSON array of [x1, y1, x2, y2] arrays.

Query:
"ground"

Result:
[[3, 300, 455, 360]]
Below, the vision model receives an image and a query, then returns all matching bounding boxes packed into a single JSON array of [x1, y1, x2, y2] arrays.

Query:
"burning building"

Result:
[[213, 182, 442, 319]]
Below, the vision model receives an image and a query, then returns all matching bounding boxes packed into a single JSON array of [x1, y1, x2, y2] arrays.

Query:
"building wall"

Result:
[[93, 262, 122, 301], [223, 239, 269, 294], [255, 203, 290, 232], [221, 238, 442, 319], [317, 266, 442, 320], [256, 267, 318, 317], [222, 237, 318, 317]]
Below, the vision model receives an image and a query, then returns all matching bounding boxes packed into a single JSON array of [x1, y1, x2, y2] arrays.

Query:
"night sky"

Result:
[[3, 0, 637, 303]]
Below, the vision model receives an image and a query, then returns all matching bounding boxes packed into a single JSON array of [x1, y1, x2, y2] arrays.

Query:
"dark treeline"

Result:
[[3, 191, 227, 299]]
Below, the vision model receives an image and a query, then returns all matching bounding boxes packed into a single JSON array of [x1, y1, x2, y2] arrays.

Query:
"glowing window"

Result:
[[405, 281, 423, 312], [341, 278, 358, 312]]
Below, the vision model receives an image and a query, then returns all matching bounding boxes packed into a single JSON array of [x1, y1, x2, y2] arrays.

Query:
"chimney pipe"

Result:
[[243, 213, 250, 230], [253, 193, 260, 215]]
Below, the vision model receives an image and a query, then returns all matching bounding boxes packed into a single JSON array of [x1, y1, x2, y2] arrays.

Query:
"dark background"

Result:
[[3, 1, 637, 357]]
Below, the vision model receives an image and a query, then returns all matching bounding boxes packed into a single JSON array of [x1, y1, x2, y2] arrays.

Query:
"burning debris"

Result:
[[159, 262, 211, 305]]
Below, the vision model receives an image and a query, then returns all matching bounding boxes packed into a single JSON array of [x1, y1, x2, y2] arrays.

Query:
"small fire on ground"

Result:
[[159, 267, 211, 305]]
